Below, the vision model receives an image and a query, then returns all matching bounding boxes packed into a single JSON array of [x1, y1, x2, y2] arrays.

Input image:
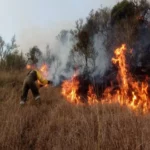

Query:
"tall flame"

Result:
[[61, 44, 150, 113], [61, 73, 81, 104]]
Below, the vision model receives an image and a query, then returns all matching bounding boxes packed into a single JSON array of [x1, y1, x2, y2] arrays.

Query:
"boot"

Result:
[[35, 96, 41, 105], [20, 100, 25, 105]]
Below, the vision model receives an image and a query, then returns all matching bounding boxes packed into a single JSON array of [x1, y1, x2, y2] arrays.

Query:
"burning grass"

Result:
[[0, 70, 150, 149], [62, 44, 150, 113]]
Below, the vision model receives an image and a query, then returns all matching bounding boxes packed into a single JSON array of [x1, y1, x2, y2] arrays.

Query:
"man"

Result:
[[20, 68, 52, 105]]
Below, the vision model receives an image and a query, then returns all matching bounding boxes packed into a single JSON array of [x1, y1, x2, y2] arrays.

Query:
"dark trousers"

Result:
[[21, 77, 40, 102]]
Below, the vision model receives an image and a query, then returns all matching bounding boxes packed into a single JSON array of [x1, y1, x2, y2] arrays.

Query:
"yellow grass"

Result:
[[0, 70, 150, 150]]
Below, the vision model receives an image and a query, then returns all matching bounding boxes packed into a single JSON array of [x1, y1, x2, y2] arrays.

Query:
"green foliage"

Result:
[[71, 8, 110, 73], [111, 0, 136, 24], [73, 29, 95, 71], [76, 31, 89, 51], [0, 0, 149, 73]]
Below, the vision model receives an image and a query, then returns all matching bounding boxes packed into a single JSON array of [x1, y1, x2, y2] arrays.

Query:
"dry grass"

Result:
[[0, 70, 150, 150]]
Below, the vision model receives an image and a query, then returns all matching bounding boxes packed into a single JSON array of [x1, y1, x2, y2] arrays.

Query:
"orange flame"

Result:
[[39, 64, 49, 77], [61, 73, 81, 104], [26, 64, 32, 70], [88, 86, 99, 105], [62, 44, 150, 113]]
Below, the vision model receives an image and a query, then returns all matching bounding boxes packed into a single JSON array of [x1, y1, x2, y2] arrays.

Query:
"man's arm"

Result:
[[36, 70, 53, 86], [36, 70, 48, 85]]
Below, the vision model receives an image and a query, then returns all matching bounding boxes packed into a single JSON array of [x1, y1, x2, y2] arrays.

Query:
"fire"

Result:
[[39, 63, 49, 78], [26, 63, 49, 77], [61, 73, 81, 104], [62, 44, 150, 113], [88, 86, 99, 105], [105, 44, 149, 113], [26, 64, 32, 70]]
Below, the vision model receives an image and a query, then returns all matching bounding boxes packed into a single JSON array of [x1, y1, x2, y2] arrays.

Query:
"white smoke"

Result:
[[92, 33, 110, 76], [17, 24, 75, 85], [145, 8, 150, 22], [17, 24, 111, 85], [48, 32, 75, 85], [48, 32, 111, 84]]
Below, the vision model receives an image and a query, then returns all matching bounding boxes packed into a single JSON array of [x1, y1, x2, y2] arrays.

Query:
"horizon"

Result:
[[0, 0, 119, 51]]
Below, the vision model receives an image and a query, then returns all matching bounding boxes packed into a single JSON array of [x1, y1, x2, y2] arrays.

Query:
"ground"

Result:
[[0, 70, 150, 150]]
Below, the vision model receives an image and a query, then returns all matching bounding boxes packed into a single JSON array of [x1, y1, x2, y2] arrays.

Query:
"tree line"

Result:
[[0, 0, 150, 74]]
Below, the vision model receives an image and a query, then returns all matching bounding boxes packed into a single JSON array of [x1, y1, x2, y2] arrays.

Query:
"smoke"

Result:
[[48, 32, 75, 85], [92, 33, 110, 77], [145, 8, 150, 22], [47, 32, 111, 85], [17, 23, 76, 85], [17, 24, 111, 85], [45, 32, 111, 85]]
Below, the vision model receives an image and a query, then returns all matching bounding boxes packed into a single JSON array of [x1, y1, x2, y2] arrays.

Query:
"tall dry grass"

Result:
[[0, 70, 150, 150]]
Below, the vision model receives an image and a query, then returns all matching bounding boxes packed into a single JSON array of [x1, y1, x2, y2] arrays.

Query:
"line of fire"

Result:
[[61, 44, 150, 114], [61, 9, 150, 113], [25, 9, 150, 114], [26, 42, 150, 114]]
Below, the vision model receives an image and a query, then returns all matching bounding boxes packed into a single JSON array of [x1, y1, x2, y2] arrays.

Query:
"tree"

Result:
[[26, 46, 42, 65], [56, 30, 70, 45], [0, 35, 17, 60], [0, 35, 19, 70], [73, 29, 95, 72], [5, 50, 26, 70], [71, 8, 111, 73], [0, 36, 5, 60], [111, 0, 136, 25], [72, 20, 89, 69]]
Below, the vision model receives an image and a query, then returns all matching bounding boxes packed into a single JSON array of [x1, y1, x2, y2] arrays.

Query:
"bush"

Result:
[[4, 51, 26, 70], [111, 0, 136, 24]]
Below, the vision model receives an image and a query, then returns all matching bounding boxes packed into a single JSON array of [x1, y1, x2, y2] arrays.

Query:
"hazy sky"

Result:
[[0, 0, 119, 49]]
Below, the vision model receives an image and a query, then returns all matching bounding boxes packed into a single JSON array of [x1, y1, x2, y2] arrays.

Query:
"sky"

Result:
[[0, 0, 119, 50]]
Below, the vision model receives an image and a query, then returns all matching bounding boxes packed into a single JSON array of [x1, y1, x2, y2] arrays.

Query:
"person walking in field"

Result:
[[20, 66, 52, 105]]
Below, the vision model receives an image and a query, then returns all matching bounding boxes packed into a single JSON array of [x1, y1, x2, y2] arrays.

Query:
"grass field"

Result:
[[0, 70, 150, 150]]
